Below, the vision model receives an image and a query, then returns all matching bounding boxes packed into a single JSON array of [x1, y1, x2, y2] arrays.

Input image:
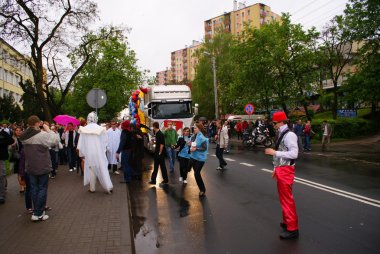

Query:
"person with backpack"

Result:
[[265, 111, 299, 240]]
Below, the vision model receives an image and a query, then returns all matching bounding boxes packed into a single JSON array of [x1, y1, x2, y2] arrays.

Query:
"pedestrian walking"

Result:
[[9, 126, 26, 191], [116, 120, 134, 183], [164, 121, 178, 172], [265, 111, 299, 239], [129, 123, 144, 180], [62, 122, 78, 172], [321, 120, 332, 151], [107, 120, 121, 175], [20, 116, 60, 221], [49, 125, 60, 179], [293, 119, 304, 153], [303, 120, 313, 151], [188, 122, 209, 197], [175, 127, 191, 184], [77, 112, 113, 194], [215, 120, 228, 170], [0, 126, 15, 204], [148, 122, 169, 185]]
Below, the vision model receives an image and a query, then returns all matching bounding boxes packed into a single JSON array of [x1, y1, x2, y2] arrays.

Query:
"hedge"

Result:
[[311, 117, 378, 140]]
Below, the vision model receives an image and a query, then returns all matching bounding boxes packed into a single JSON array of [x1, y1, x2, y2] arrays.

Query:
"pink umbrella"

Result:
[[53, 115, 80, 126]]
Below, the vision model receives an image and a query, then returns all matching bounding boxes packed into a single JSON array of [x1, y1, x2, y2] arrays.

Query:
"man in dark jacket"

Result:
[[19, 115, 60, 221], [0, 127, 15, 204], [149, 122, 168, 185]]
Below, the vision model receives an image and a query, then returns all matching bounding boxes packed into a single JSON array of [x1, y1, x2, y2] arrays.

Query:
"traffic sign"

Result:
[[86, 88, 107, 111], [244, 103, 255, 115]]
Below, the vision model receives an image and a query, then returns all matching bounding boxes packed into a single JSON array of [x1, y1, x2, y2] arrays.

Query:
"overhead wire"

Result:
[[293, 0, 341, 23]]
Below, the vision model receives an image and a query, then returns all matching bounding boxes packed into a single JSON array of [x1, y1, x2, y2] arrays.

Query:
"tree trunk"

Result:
[[36, 51, 52, 122], [371, 101, 376, 114]]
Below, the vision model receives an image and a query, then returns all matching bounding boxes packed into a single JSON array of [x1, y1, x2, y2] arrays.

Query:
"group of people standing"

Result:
[[149, 121, 209, 197]]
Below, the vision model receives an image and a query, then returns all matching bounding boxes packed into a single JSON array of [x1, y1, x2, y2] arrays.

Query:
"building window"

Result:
[[248, 10, 250, 16]]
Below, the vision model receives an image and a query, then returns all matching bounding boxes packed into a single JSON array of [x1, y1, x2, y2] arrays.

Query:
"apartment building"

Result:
[[205, 1, 280, 40], [171, 48, 188, 83], [187, 40, 203, 82], [156, 68, 172, 85], [0, 38, 33, 106]]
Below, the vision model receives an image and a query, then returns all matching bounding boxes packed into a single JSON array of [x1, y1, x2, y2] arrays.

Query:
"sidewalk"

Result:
[[229, 134, 380, 165], [0, 166, 134, 254]]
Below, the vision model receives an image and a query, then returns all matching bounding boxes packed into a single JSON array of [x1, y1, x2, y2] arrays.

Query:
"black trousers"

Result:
[[216, 145, 227, 167], [188, 158, 205, 192], [178, 156, 190, 179], [151, 153, 168, 182]]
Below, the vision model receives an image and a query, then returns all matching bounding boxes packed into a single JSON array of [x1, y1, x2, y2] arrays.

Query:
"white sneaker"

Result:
[[73, 167, 77, 170], [114, 171, 120, 175], [31, 213, 49, 221], [216, 166, 222, 170], [69, 168, 73, 172], [179, 177, 183, 182], [183, 180, 187, 184]]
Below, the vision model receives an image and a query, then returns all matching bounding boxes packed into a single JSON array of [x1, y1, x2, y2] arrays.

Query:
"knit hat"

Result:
[[87, 111, 98, 124], [121, 120, 131, 131], [272, 111, 288, 122]]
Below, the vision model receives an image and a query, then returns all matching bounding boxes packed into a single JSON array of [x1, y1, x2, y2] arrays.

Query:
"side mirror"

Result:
[[193, 103, 199, 116]]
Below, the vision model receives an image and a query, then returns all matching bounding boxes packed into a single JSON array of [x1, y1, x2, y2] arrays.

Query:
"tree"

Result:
[[65, 29, 142, 122], [343, 0, 380, 113], [19, 79, 44, 120], [0, 0, 98, 121], [320, 17, 354, 119], [0, 94, 23, 123]]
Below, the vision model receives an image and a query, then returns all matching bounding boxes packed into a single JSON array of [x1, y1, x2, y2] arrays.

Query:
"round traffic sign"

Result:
[[86, 88, 107, 109], [244, 103, 255, 115]]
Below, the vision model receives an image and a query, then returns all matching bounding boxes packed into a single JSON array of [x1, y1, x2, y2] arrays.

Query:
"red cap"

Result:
[[121, 120, 131, 131], [272, 111, 288, 122]]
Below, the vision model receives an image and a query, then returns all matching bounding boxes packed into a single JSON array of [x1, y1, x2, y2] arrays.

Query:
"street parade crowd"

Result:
[[0, 111, 333, 240]]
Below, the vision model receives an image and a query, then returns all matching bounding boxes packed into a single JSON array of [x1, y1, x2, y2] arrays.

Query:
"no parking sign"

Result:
[[244, 103, 255, 115]]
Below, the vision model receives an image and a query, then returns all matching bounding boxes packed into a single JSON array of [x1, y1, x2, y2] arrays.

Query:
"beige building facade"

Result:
[[205, 1, 280, 40], [156, 68, 172, 85], [0, 38, 33, 106]]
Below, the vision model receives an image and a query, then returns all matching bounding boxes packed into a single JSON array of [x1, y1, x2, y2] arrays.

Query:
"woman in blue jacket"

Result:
[[176, 127, 191, 184], [188, 122, 209, 197]]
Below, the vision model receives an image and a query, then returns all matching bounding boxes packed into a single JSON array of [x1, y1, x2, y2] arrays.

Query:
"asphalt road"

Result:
[[128, 145, 380, 254]]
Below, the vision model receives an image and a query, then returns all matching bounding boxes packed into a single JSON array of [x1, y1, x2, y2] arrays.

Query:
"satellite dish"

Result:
[[86, 88, 107, 111]]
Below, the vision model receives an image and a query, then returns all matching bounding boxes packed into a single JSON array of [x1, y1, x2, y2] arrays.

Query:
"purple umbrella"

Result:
[[53, 115, 80, 126]]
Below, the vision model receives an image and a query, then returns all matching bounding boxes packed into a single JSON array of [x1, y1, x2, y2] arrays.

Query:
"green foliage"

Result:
[[66, 28, 142, 122], [0, 94, 23, 123], [311, 117, 377, 140]]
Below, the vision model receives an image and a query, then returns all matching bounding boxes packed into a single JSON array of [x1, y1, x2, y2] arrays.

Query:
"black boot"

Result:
[[280, 229, 299, 240]]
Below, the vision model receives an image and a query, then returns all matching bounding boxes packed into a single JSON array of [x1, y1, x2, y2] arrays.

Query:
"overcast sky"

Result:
[[95, 0, 349, 76]]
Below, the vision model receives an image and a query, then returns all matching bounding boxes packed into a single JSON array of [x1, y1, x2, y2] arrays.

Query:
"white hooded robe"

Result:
[[77, 123, 113, 192], [106, 127, 121, 165]]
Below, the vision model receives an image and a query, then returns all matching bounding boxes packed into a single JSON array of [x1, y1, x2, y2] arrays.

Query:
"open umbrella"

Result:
[[53, 115, 80, 126]]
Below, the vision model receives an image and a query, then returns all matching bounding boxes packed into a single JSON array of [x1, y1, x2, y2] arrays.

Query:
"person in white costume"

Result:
[[106, 120, 121, 175], [77, 112, 113, 194]]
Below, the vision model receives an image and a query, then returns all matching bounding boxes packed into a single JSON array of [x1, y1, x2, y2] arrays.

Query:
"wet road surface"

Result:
[[128, 144, 380, 254]]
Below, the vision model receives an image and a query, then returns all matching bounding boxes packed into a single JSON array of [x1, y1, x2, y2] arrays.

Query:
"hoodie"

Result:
[[20, 127, 60, 175]]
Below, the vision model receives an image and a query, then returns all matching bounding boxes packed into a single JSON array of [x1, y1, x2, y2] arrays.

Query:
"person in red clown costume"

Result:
[[265, 111, 299, 240]]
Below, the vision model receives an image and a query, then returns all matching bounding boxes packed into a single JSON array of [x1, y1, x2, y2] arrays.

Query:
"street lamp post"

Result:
[[204, 52, 219, 120]]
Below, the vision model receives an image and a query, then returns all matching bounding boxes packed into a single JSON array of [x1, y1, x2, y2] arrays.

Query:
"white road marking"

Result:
[[260, 168, 380, 208], [225, 158, 235, 162], [240, 163, 255, 167]]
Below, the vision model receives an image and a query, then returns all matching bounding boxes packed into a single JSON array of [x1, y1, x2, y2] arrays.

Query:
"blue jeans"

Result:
[[165, 146, 176, 171], [30, 173, 49, 216], [304, 135, 311, 150], [121, 151, 132, 182]]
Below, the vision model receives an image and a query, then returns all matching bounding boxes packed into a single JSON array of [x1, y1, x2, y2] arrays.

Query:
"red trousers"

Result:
[[274, 165, 298, 231]]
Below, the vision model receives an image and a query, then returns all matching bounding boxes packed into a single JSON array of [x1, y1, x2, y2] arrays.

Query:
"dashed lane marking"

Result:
[[260, 168, 380, 208], [240, 163, 255, 167], [225, 158, 235, 162]]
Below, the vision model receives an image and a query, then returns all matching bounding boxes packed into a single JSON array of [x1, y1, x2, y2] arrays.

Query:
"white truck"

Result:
[[142, 85, 198, 152]]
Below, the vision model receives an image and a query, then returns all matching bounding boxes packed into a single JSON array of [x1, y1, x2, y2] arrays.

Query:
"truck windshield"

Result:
[[152, 102, 192, 119]]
